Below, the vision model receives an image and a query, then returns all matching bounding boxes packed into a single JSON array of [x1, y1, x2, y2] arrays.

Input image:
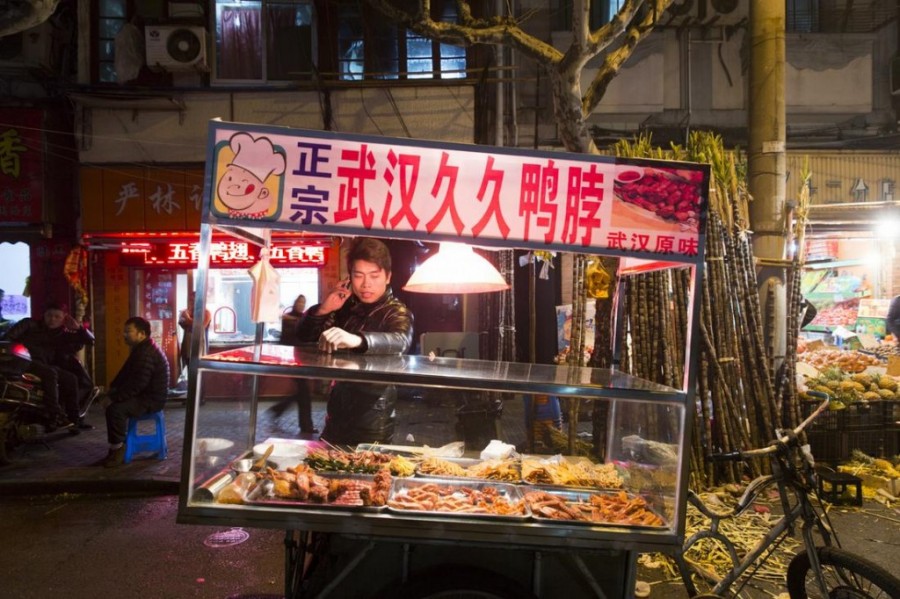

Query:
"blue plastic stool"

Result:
[[124, 411, 168, 463]]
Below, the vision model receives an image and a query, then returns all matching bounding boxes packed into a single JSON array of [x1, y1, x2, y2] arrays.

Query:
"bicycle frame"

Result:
[[676, 442, 837, 597]]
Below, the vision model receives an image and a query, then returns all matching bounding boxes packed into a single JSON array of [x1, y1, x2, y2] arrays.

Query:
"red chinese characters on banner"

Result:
[[0, 110, 43, 225], [381, 150, 420, 231], [211, 125, 708, 259]]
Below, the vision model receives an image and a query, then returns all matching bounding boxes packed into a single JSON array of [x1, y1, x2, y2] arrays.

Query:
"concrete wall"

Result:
[[74, 85, 476, 164]]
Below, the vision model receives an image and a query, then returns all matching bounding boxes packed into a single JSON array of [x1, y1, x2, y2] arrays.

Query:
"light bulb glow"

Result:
[[403, 242, 509, 294]]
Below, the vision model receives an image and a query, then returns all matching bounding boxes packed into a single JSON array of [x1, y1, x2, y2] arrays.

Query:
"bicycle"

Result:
[[673, 391, 900, 598]]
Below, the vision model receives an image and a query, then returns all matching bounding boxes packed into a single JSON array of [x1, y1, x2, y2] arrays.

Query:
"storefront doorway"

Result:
[[0, 242, 32, 332]]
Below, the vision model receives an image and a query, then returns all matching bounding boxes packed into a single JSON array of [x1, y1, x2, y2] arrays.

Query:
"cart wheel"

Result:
[[392, 566, 539, 599]]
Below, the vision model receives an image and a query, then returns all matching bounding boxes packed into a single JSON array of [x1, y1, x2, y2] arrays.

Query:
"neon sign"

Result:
[[120, 241, 326, 268]]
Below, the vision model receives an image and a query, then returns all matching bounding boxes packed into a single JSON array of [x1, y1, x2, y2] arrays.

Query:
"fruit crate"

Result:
[[801, 401, 883, 431], [846, 429, 897, 460], [807, 430, 845, 465], [882, 401, 900, 429]]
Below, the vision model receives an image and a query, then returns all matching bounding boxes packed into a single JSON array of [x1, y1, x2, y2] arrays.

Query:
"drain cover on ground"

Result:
[[204, 527, 250, 547]]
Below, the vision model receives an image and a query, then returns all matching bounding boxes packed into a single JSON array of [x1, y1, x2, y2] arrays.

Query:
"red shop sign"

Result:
[[120, 241, 326, 268], [0, 109, 43, 225]]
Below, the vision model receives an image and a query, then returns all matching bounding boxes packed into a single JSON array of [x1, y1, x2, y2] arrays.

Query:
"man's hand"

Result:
[[63, 314, 81, 330], [318, 327, 362, 353], [316, 279, 352, 315]]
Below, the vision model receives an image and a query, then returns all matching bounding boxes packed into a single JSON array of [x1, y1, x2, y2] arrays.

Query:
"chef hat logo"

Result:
[[229, 133, 286, 183]]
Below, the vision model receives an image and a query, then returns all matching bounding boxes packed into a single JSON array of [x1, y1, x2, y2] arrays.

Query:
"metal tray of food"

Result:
[[244, 472, 391, 511], [387, 476, 530, 521], [415, 457, 521, 483], [520, 455, 624, 490], [522, 486, 668, 529]]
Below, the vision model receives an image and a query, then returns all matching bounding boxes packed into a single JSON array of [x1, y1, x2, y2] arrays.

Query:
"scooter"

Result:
[[0, 341, 55, 464]]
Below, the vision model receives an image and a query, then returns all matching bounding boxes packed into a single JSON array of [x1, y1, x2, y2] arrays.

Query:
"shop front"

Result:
[[79, 166, 332, 393], [797, 202, 900, 464], [1, 108, 80, 324]]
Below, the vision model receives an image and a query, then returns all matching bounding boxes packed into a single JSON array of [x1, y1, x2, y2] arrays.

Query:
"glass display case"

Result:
[[177, 121, 708, 597], [185, 342, 687, 545]]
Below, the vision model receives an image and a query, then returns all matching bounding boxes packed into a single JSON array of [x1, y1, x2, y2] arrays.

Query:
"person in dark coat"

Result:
[[270, 293, 317, 434], [99, 316, 170, 468], [4, 302, 97, 430], [887, 295, 900, 341], [296, 238, 413, 445]]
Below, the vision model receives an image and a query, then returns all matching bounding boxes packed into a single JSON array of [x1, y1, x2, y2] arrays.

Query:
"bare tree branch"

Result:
[[582, 0, 673, 116], [0, 0, 59, 38], [365, 0, 674, 155]]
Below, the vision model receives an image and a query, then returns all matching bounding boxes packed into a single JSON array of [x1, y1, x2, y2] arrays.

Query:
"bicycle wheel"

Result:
[[786, 546, 900, 598]]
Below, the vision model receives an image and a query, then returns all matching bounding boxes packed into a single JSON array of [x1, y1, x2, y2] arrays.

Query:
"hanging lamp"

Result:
[[403, 242, 509, 294]]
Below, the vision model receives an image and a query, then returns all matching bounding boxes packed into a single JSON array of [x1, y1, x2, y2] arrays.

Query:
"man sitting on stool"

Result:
[[98, 316, 169, 468]]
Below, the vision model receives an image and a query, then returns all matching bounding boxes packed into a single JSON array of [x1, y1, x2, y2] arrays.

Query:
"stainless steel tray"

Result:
[[520, 456, 624, 490], [414, 457, 521, 483], [388, 477, 530, 521], [245, 472, 389, 511], [522, 486, 668, 529]]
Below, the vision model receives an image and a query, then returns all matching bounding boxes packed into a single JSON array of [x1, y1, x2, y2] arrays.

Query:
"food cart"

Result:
[[176, 121, 709, 598]]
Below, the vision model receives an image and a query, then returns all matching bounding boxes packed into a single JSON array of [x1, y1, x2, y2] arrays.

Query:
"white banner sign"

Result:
[[204, 122, 709, 260]]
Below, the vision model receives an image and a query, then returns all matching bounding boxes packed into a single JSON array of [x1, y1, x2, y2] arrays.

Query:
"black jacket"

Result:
[[888, 295, 900, 340], [110, 338, 170, 410], [4, 318, 94, 365], [297, 290, 413, 445]]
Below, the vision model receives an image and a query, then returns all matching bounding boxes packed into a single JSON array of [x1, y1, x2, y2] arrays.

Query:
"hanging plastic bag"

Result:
[[248, 249, 281, 323]]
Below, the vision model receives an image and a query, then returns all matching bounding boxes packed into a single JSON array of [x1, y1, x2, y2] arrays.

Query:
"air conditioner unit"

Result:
[[145, 25, 207, 72], [666, 0, 747, 27], [0, 22, 55, 71]]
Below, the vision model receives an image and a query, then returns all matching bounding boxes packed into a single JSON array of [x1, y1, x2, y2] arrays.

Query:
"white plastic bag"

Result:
[[248, 250, 281, 323]]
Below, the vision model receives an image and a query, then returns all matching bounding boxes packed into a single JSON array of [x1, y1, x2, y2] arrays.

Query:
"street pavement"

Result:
[[1, 398, 898, 598]]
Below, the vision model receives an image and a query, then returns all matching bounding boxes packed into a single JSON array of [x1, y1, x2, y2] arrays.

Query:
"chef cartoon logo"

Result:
[[212, 132, 286, 220]]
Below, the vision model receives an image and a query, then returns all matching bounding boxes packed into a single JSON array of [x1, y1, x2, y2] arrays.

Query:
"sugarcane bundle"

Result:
[[610, 132, 777, 488]]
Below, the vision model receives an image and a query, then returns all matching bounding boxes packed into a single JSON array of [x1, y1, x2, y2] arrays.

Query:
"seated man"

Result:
[[4, 302, 96, 431], [99, 316, 169, 468]]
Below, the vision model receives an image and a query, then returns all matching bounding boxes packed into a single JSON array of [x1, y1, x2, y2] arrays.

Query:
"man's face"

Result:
[[123, 324, 146, 347], [216, 164, 270, 212], [43, 309, 66, 329], [350, 259, 390, 304]]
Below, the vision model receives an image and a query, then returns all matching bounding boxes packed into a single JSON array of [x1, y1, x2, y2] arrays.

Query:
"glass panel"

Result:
[[608, 399, 683, 527], [407, 58, 433, 79], [337, 3, 363, 81], [204, 345, 683, 397], [98, 0, 127, 18], [370, 19, 398, 79], [787, 0, 819, 33], [267, 2, 315, 80], [98, 40, 115, 61], [99, 18, 125, 39], [188, 365, 681, 538], [440, 58, 466, 79], [216, 1, 263, 80], [406, 36, 432, 59], [99, 62, 116, 82]]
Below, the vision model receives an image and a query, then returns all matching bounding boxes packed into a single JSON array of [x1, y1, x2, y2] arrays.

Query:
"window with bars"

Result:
[[337, 0, 466, 81], [214, 0, 316, 82], [97, 0, 128, 82], [786, 0, 819, 33]]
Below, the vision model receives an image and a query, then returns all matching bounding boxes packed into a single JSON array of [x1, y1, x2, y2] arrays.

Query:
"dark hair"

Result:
[[125, 316, 151, 336], [44, 301, 67, 313], [347, 237, 392, 275]]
